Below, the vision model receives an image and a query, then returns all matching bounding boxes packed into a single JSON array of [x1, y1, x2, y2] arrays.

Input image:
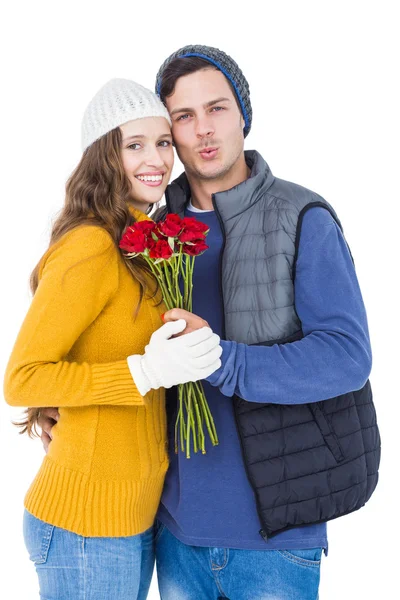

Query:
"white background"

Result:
[[1, 1, 398, 598]]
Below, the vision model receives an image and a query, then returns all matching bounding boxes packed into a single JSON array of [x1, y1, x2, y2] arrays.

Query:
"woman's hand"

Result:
[[162, 308, 209, 337], [37, 407, 59, 453]]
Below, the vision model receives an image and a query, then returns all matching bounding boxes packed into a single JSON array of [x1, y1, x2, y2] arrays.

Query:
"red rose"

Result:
[[179, 229, 207, 243], [181, 216, 209, 234], [178, 216, 209, 242], [149, 240, 174, 260], [119, 228, 147, 253], [153, 223, 167, 239], [183, 240, 209, 256], [133, 221, 156, 236], [147, 237, 157, 252], [159, 214, 183, 237]]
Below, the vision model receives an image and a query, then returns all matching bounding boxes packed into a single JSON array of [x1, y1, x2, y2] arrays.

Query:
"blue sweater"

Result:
[[157, 204, 372, 552]]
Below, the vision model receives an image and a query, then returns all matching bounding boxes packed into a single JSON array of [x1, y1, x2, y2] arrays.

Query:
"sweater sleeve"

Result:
[[205, 207, 372, 404], [4, 226, 147, 408]]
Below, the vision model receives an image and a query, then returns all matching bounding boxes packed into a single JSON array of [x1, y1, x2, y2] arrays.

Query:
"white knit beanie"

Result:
[[81, 78, 172, 152]]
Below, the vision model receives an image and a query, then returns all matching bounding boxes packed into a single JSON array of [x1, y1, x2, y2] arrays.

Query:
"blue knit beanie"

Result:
[[155, 44, 252, 137]]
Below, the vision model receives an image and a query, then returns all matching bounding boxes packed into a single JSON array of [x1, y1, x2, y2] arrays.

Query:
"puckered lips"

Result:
[[135, 171, 166, 187], [199, 147, 219, 161]]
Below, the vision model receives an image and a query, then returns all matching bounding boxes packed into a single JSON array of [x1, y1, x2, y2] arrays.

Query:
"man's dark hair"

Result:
[[158, 56, 241, 113]]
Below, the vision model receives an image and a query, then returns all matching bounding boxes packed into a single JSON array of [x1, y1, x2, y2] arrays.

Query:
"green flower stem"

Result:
[[194, 384, 215, 444], [176, 248, 184, 309], [204, 397, 219, 444], [178, 384, 185, 453], [171, 254, 183, 309], [154, 262, 173, 306], [179, 249, 186, 279], [145, 258, 174, 309], [185, 385, 192, 459], [182, 384, 190, 445], [183, 254, 189, 307], [187, 384, 198, 456], [184, 384, 196, 454], [175, 379, 187, 454], [191, 391, 198, 453], [162, 261, 176, 305], [191, 383, 205, 453], [195, 381, 219, 446], [188, 256, 195, 309], [175, 401, 180, 454]]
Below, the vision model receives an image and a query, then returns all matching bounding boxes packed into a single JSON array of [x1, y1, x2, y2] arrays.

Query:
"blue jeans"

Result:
[[155, 521, 322, 600], [23, 509, 155, 599]]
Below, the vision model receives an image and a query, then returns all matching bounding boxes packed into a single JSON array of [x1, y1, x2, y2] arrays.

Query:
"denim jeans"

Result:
[[155, 520, 322, 600], [23, 509, 155, 600]]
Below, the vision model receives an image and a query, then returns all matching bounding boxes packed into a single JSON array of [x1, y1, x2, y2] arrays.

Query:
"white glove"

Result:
[[127, 319, 222, 396]]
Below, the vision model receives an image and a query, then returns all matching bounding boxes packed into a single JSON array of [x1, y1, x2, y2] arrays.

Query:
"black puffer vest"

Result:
[[155, 150, 380, 539]]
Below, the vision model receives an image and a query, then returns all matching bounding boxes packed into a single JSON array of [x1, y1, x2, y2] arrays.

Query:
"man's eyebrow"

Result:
[[169, 107, 193, 117], [170, 97, 231, 117], [204, 97, 231, 108]]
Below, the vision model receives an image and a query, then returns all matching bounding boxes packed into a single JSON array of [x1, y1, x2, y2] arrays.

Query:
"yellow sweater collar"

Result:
[[86, 204, 153, 223], [127, 204, 153, 223]]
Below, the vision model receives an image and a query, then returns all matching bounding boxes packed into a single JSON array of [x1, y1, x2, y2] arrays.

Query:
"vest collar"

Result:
[[165, 150, 275, 220]]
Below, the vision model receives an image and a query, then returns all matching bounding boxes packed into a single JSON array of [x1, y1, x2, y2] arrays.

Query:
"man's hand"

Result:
[[37, 408, 59, 453], [162, 308, 209, 337]]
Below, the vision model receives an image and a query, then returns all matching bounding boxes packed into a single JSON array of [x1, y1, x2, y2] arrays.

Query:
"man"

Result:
[[39, 45, 380, 599]]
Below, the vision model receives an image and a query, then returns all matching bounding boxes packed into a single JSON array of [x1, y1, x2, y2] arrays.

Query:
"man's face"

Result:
[[165, 68, 245, 181]]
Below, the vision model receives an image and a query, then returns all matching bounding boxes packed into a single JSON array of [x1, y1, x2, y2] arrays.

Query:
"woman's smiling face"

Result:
[[120, 116, 174, 211]]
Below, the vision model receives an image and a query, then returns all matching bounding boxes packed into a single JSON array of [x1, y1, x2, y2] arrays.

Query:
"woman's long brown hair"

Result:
[[16, 127, 161, 437]]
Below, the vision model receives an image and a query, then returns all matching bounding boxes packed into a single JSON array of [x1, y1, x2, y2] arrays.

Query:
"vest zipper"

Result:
[[211, 194, 269, 543], [211, 194, 227, 340]]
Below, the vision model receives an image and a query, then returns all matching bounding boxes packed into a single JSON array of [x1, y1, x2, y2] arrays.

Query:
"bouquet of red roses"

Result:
[[119, 213, 218, 458]]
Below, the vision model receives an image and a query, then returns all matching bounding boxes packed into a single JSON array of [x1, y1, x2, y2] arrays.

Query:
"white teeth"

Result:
[[136, 175, 163, 182]]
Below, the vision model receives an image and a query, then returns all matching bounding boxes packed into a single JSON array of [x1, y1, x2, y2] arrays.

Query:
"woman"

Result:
[[4, 78, 222, 599]]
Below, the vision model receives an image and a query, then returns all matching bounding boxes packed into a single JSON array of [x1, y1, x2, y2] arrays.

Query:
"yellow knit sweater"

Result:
[[4, 208, 168, 537]]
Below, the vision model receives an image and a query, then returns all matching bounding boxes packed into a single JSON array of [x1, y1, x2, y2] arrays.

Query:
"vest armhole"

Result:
[[292, 202, 353, 283]]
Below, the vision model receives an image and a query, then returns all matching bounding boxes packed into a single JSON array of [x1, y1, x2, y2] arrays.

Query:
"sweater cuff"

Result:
[[126, 355, 152, 397], [91, 360, 147, 405], [205, 340, 233, 386]]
